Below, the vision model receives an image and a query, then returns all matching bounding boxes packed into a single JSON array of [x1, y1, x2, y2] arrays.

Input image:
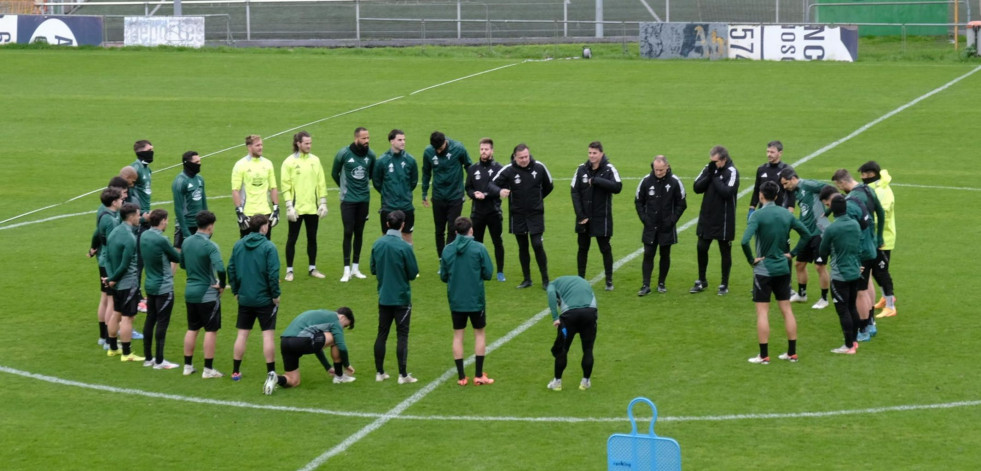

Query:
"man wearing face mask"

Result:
[[172, 151, 208, 250], [131, 140, 154, 224]]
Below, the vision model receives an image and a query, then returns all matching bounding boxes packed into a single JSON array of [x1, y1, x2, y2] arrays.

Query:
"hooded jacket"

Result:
[[635, 167, 687, 246], [372, 149, 418, 212], [422, 139, 472, 202], [465, 158, 504, 217], [439, 235, 494, 312], [867, 169, 896, 250], [228, 231, 281, 307], [370, 229, 420, 306], [490, 157, 554, 234], [571, 155, 623, 237], [693, 159, 739, 241]]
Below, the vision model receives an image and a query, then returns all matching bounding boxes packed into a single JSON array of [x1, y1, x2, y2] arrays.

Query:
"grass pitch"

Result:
[[1, 44, 980, 470]]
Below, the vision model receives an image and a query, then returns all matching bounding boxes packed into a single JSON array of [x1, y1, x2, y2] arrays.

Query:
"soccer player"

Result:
[[571, 141, 623, 291], [748, 140, 795, 220], [331, 127, 376, 282], [635, 155, 687, 295], [491, 143, 554, 290], [171, 151, 208, 251], [779, 167, 832, 309], [370, 210, 420, 384], [741, 181, 812, 364], [90, 185, 124, 350], [860, 161, 898, 318], [139, 209, 182, 369], [372, 129, 418, 245], [422, 131, 472, 260], [264, 308, 356, 395], [819, 195, 863, 354], [130, 139, 154, 222], [280, 131, 329, 281], [104, 203, 144, 362], [464, 138, 506, 282], [180, 210, 226, 378], [232, 134, 279, 240], [691, 145, 739, 296], [228, 214, 281, 382], [545, 275, 598, 392], [439, 217, 495, 386]]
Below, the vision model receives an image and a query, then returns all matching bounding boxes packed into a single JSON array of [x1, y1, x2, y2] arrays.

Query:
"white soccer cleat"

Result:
[[340, 267, 352, 283], [333, 374, 356, 384], [142, 358, 155, 367], [812, 298, 829, 309], [263, 371, 278, 395], [202, 368, 224, 379], [154, 359, 180, 370], [376, 372, 390, 382], [789, 292, 807, 303], [747, 355, 770, 365], [579, 378, 591, 390], [309, 269, 326, 279], [284, 271, 294, 282], [547, 378, 562, 391], [351, 268, 367, 279], [183, 364, 196, 376], [397, 373, 418, 384]]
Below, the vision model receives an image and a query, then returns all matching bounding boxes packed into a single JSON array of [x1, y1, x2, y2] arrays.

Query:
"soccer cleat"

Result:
[[131, 330, 144, 340], [333, 374, 356, 384], [689, 280, 707, 294], [351, 268, 367, 279], [637, 285, 651, 297], [831, 345, 857, 354], [98, 338, 106, 347], [777, 353, 798, 363], [542, 279, 549, 291], [547, 378, 562, 391], [154, 360, 180, 370], [263, 371, 277, 395], [397, 374, 418, 384], [876, 307, 897, 318], [232, 372, 242, 381], [143, 358, 155, 367], [812, 298, 829, 309], [747, 355, 770, 365], [874, 296, 887, 309], [579, 378, 591, 390], [106, 348, 122, 357], [183, 364, 197, 376], [474, 373, 494, 385], [605, 281, 614, 292], [789, 292, 808, 303], [339, 270, 351, 283], [457, 377, 469, 386], [516, 280, 532, 289], [717, 284, 729, 296], [497, 272, 506, 282], [284, 271, 294, 282], [375, 372, 390, 382], [201, 368, 224, 379], [137, 300, 148, 313], [309, 269, 326, 279], [657, 283, 667, 293], [103, 342, 110, 351], [120, 353, 145, 362], [867, 323, 878, 337]]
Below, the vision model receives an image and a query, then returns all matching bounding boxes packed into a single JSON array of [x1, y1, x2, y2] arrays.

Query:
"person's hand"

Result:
[[270, 204, 281, 227], [474, 191, 485, 200], [578, 218, 589, 225], [108, 280, 116, 288], [88, 248, 98, 258], [553, 319, 560, 327], [784, 253, 793, 260], [235, 206, 249, 231], [753, 257, 765, 265], [287, 201, 298, 222], [422, 198, 430, 208], [345, 365, 356, 375], [499, 189, 510, 198], [747, 207, 755, 222], [316, 198, 328, 219], [272, 297, 280, 305]]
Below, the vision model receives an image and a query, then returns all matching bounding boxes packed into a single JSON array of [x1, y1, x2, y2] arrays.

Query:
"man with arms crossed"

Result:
[[570, 141, 622, 291], [464, 138, 506, 282]]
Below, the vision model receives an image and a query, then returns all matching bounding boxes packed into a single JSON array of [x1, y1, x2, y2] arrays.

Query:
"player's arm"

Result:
[[710, 167, 739, 197], [740, 218, 757, 265], [330, 151, 344, 186], [591, 165, 622, 194], [421, 150, 432, 201], [790, 218, 812, 257], [540, 163, 554, 199]]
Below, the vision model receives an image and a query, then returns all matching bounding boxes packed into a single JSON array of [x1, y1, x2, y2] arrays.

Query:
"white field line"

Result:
[[3, 364, 977, 425]]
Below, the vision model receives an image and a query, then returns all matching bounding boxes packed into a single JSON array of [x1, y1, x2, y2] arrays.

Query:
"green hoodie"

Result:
[[422, 139, 472, 202], [228, 232, 281, 307], [741, 202, 812, 276], [180, 232, 225, 303], [370, 229, 419, 306], [819, 213, 862, 282], [140, 227, 181, 295], [439, 235, 493, 312], [868, 169, 896, 250], [105, 223, 139, 290], [372, 150, 418, 212], [546, 275, 597, 322]]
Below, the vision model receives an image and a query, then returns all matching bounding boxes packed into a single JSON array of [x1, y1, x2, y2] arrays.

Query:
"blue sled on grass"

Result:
[[607, 397, 681, 471]]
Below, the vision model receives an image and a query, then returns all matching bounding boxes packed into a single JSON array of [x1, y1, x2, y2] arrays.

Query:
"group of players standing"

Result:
[[88, 130, 898, 397]]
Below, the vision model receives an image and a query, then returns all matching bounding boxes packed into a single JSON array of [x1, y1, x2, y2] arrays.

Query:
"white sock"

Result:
[[309, 265, 317, 272], [286, 267, 294, 273], [351, 263, 360, 272]]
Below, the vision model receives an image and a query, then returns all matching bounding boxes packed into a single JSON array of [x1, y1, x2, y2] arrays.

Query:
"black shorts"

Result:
[[112, 286, 142, 317], [796, 234, 826, 265], [186, 300, 221, 332], [173, 226, 198, 249], [99, 265, 111, 293], [752, 273, 792, 303], [859, 259, 875, 287], [280, 333, 326, 372], [451, 310, 486, 330], [380, 209, 415, 234], [236, 304, 278, 331]]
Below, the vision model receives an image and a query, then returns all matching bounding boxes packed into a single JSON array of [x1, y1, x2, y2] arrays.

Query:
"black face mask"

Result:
[[184, 161, 201, 176], [136, 150, 154, 164], [861, 176, 876, 184]]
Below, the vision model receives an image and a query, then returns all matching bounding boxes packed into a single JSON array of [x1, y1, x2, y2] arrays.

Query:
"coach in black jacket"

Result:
[[571, 141, 622, 290], [634, 155, 687, 296], [691, 145, 739, 295], [465, 138, 506, 280], [490, 143, 554, 290]]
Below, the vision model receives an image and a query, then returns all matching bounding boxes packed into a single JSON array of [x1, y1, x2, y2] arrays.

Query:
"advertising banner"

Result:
[[728, 25, 858, 62], [0, 15, 103, 46], [124, 16, 205, 48], [640, 22, 728, 60]]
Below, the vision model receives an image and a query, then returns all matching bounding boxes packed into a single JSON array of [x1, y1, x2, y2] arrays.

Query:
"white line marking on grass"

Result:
[[410, 62, 524, 95], [0, 195, 231, 232], [4, 364, 978, 425]]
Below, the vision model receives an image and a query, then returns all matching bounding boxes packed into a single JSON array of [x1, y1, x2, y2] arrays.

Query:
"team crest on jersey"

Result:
[[531, 170, 538, 178], [352, 167, 366, 180], [665, 184, 672, 192], [388, 163, 395, 173], [581, 174, 589, 183], [648, 186, 655, 196], [474, 172, 481, 181], [432, 157, 439, 166], [400, 161, 406, 169], [514, 174, 522, 184]]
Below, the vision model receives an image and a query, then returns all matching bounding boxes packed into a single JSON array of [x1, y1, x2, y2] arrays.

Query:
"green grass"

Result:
[[1, 45, 980, 470]]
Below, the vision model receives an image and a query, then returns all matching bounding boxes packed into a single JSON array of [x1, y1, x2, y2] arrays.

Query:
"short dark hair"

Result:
[[830, 194, 847, 217], [100, 187, 122, 206], [454, 216, 473, 235], [479, 137, 493, 148], [767, 140, 783, 152], [430, 131, 446, 150], [108, 176, 130, 190], [710, 145, 729, 162], [120, 203, 140, 220], [248, 213, 269, 233], [588, 141, 603, 152], [512, 143, 529, 156], [245, 134, 262, 146], [760, 181, 780, 202], [819, 185, 839, 202], [354, 126, 368, 136], [148, 209, 168, 227], [133, 140, 151, 152], [196, 210, 216, 229], [182, 151, 199, 163], [337, 306, 355, 330], [388, 129, 404, 142], [831, 169, 853, 183], [779, 167, 798, 181], [386, 210, 405, 230], [858, 161, 881, 178], [293, 131, 311, 153]]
